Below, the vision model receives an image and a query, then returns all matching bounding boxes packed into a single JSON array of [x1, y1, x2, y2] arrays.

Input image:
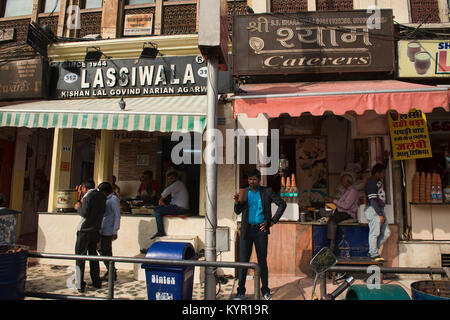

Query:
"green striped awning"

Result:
[[0, 96, 207, 133]]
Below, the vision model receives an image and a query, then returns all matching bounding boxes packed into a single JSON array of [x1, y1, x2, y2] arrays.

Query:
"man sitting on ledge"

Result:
[[151, 171, 190, 239], [326, 172, 359, 254]]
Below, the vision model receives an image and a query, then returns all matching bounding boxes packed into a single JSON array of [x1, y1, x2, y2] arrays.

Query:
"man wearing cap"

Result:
[[326, 172, 359, 253]]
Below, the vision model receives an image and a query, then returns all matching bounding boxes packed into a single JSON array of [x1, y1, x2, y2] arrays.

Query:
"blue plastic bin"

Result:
[[0, 245, 28, 300], [411, 280, 450, 300], [141, 241, 197, 300]]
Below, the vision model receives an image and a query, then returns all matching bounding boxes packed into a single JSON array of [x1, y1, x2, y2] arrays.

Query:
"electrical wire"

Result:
[[231, 7, 450, 44]]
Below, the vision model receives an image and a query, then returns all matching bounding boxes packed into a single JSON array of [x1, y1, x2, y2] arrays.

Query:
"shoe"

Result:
[[150, 232, 166, 240], [263, 293, 272, 300], [140, 248, 148, 254], [77, 281, 86, 293], [371, 255, 385, 262], [92, 281, 102, 289], [234, 293, 245, 300]]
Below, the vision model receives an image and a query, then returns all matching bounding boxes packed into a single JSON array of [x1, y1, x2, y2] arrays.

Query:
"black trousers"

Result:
[[99, 235, 113, 272], [327, 210, 352, 251], [237, 224, 269, 296], [75, 231, 101, 289]]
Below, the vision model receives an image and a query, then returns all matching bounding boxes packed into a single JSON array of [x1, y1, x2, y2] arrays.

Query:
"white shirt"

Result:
[[161, 180, 189, 210]]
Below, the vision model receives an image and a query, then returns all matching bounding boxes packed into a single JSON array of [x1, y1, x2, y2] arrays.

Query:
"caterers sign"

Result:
[[232, 10, 395, 75], [388, 109, 433, 161], [0, 58, 48, 100], [50, 55, 232, 99]]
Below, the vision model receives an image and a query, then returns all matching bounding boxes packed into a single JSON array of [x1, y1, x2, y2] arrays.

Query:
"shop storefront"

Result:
[[396, 39, 450, 271], [0, 58, 50, 237], [0, 48, 236, 276], [231, 10, 450, 276]]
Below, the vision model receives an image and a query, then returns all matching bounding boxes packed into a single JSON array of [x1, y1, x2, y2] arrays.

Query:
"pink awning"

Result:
[[233, 80, 449, 118]]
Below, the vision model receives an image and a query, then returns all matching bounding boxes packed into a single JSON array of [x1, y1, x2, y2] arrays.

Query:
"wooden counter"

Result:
[[250, 221, 399, 277]]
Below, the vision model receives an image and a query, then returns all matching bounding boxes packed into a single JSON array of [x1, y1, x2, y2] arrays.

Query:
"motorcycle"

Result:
[[309, 247, 355, 300]]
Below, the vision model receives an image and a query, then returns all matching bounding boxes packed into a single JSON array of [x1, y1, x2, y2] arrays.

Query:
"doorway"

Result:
[[0, 139, 14, 206]]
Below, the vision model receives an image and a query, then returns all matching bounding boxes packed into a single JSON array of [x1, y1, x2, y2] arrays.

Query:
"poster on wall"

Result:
[[296, 137, 328, 207], [397, 40, 450, 78], [124, 13, 153, 36], [388, 109, 433, 160]]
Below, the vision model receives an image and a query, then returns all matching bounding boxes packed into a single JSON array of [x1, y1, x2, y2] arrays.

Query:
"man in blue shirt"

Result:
[[233, 169, 286, 300], [365, 163, 391, 262], [98, 182, 121, 281]]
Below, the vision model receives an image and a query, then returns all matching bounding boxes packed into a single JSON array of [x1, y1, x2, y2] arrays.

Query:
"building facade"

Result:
[[0, 0, 449, 289]]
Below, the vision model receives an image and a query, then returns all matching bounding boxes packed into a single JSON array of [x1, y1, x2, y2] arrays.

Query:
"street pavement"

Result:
[[24, 262, 431, 300]]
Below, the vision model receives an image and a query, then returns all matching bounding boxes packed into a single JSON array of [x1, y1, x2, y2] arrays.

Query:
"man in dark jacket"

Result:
[[74, 181, 106, 293], [233, 169, 286, 300]]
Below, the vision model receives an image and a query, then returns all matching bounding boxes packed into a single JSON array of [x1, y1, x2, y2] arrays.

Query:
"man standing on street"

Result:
[[74, 181, 106, 293], [365, 164, 391, 262], [233, 169, 286, 300], [98, 182, 121, 282]]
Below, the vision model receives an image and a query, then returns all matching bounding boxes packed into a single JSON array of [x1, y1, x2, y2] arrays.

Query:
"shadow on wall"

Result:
[[36, 225, 45, 254], [138, 219, 157, 251]]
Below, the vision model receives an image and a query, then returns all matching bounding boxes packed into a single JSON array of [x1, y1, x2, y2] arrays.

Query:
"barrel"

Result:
[[345, 284, 410, 300], [0, 245, 29, 300], [411, 280, 450, 300]]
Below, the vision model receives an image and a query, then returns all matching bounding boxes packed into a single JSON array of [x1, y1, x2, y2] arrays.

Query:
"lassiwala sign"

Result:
[[50, 55, 232, 99], [232, 10, 395, 76]]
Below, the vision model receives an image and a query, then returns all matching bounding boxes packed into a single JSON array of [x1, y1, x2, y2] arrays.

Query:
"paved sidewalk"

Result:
[[24, 263, 234, 300], [24, 263, 433, 301]]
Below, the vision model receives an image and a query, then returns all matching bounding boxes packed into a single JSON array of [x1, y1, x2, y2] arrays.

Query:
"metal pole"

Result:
[[108, 261, 115, 300], [204, 55, 219, 300], [253, 265, 261, 300], [329, 266, 447, 275], [26, 252, 262, 300], [320, 273, 327, 299]]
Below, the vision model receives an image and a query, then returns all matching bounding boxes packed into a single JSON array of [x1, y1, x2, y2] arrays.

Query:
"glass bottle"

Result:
[[286, 177, 291, 203], [437, 186, 443, 203], [280, 176, 286, 201], [431, 186, 437, 203]]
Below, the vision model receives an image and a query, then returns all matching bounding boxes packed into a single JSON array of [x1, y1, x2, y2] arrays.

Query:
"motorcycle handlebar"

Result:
[[326, 276, 355, 300]]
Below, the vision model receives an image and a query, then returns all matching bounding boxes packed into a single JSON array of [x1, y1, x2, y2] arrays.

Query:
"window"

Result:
[[316, 0, 353, 11], [409, 0, 440, 23], [3, 0, 33, 17], [83, 0, 103, 9], [43, 0, 60, 13], [126, 0, 155, 5]]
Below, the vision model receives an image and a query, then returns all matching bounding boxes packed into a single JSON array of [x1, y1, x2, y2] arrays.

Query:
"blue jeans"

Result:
[[237, 225, 269, 296], [153, 205, 189, 234], [365, 206, 391, 258]]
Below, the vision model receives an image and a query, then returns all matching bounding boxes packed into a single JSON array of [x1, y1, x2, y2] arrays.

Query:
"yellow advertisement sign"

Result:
[[398, 40, 450, 78], [388, 109, 433, 160]]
